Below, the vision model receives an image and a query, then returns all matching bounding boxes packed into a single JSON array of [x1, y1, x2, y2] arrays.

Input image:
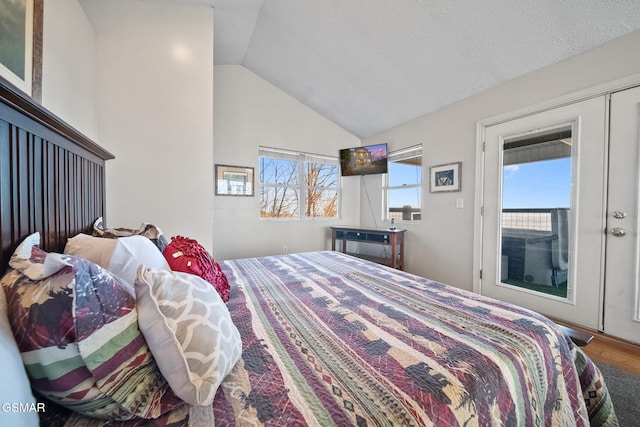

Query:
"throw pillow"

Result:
[[64, 233, 170, 289], [1, 232, 175, 420], [163, 236, 231, 302], [135, 266, 242, 406], [92, 217, 169, 252], [0, 286, 40, 426]]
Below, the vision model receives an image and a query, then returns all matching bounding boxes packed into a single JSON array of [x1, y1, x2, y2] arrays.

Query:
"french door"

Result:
[[480, 88, 640, 344], [604, 86, 640, 343], [480, 97, 607, 330]]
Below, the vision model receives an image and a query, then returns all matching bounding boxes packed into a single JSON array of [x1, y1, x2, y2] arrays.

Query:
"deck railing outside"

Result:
[[388, 206, 421, 221], [502, 208, 559, 232], [388, 207, 565, 229]]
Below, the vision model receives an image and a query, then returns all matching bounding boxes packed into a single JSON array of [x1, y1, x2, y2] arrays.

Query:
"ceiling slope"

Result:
[[80, 0, 640, 138], [212, 0, 640, 137]]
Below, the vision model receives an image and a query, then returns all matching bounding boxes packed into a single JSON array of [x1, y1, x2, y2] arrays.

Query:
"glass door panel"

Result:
[[500, 126, 571, 298], [481, 96, 606, 329]]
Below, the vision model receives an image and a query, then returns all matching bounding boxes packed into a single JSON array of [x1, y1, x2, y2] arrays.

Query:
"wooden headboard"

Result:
[[0, 81, 114, 273]]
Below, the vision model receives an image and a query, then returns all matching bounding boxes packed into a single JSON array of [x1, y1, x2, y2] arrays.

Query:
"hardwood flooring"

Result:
[[581, 333, 640, 377], [553, 319, 640, 377]]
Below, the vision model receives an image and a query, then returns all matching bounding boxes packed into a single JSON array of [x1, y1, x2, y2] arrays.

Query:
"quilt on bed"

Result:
[[39, 250, 615, 426], [212, 251, 615, 426]]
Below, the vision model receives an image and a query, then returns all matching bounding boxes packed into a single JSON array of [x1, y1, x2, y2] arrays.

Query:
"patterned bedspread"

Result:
[[212, 251, 617, 426], [40, 251, 616, 426]]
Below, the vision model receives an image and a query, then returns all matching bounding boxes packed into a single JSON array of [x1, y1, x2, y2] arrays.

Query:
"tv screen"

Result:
[[339, 143, 388, 176]]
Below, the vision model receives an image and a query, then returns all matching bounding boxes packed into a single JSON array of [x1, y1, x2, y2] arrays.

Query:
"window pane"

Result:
[[388, 160, 421, 186], [260, 186, 299, 218], [501, 130, 571, 299], [259, 149, 340, 220], [387, 152, 422, 221], [305, 162, 338, 189], [388, 187, 421, 221], [305, 162, 338, 219], [305, 188, 338, 218], [260, 158, 299, 185]]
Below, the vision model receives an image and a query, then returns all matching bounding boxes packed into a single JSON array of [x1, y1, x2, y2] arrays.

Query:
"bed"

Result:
[[219, 251, 617, 426], [0, 80, 617, 426]]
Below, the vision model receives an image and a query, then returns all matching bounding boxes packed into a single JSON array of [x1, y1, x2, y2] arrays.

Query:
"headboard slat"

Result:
[[0, 82, 113, 273]]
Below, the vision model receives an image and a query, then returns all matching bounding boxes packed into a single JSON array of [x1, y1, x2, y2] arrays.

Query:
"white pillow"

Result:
[[65, 234, 170, 289], [134, 266, 242, 406], [0, 287, 39, 427]]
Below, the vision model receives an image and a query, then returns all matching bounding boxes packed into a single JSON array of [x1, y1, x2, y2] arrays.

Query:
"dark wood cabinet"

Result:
[[331, 226, 406, 270]]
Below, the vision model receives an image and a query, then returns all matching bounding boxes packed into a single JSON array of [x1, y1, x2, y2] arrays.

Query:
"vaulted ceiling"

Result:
[[212, 0, 640, 138], [79, 1, 640, 138]]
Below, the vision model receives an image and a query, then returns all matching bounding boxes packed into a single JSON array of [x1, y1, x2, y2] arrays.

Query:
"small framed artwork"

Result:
[[0, 0, 35, 96], [430, 162, 461, 192], [215, 164, 254, 196]]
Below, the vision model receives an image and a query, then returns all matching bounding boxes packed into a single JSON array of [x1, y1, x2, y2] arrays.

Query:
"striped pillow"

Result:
[[1, 233, 176, 420]]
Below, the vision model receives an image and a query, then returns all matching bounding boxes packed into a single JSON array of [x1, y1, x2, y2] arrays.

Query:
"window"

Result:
[[259, 147, 340, 219], [385, 145, 422, 221]]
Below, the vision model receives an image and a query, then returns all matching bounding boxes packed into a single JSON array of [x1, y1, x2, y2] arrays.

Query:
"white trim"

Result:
[[388, 144, 422, 161], [599, 94, 612, 331], [259, 145, 339, 165], [473, 123, 485, 293], [478, 72, 640, 127]]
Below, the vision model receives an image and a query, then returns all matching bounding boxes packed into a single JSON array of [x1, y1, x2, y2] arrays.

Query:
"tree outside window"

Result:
[[259, 147, 340, 219]]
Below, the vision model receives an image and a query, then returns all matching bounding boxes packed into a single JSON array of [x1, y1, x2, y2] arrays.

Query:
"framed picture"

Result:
[[430, 161, 461, 192], [215, 164, 254, 196], [0, 0, 35, 96]]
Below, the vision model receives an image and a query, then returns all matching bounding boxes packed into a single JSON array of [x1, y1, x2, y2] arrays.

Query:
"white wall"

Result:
[[37, 5, 640, 278], [213, 65, 361, 260], [83, 1, 215, 252], [41, 0, 97, 140], [362, 29, 640, 291]]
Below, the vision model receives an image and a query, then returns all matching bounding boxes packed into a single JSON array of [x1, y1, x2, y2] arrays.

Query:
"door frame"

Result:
[[473, 72, 640, 332]]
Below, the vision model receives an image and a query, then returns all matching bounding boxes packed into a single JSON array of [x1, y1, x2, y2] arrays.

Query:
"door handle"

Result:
[[612, 210, 627, 219], [610, 227, 626, 237]]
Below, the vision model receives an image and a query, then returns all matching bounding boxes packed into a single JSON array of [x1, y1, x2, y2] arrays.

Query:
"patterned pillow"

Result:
[[1, 232, 176, 420], [135, 266, 242, 406]]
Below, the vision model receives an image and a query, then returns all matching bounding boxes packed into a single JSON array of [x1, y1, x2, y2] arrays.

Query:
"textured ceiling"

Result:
[[79, 0, 640, 138], [212, 0, 640, 138]]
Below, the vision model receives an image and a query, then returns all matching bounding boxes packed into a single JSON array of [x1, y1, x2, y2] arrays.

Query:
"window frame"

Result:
[[259, 146, 341, 220], [384, 144, 423, 222]]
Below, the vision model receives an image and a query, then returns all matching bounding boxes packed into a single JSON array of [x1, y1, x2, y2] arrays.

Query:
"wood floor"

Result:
[[554, 320, 640, 377]]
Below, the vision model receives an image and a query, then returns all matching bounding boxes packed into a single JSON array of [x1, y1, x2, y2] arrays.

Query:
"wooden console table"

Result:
[[331, 226, 406, 270]]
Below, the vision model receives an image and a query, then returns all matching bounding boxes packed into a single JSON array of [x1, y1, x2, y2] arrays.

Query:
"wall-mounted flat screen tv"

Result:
[[339, 143, 388, 176]]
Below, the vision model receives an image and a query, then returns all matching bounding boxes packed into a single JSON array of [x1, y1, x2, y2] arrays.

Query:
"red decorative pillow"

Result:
[[162, 236, 230, 302]]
